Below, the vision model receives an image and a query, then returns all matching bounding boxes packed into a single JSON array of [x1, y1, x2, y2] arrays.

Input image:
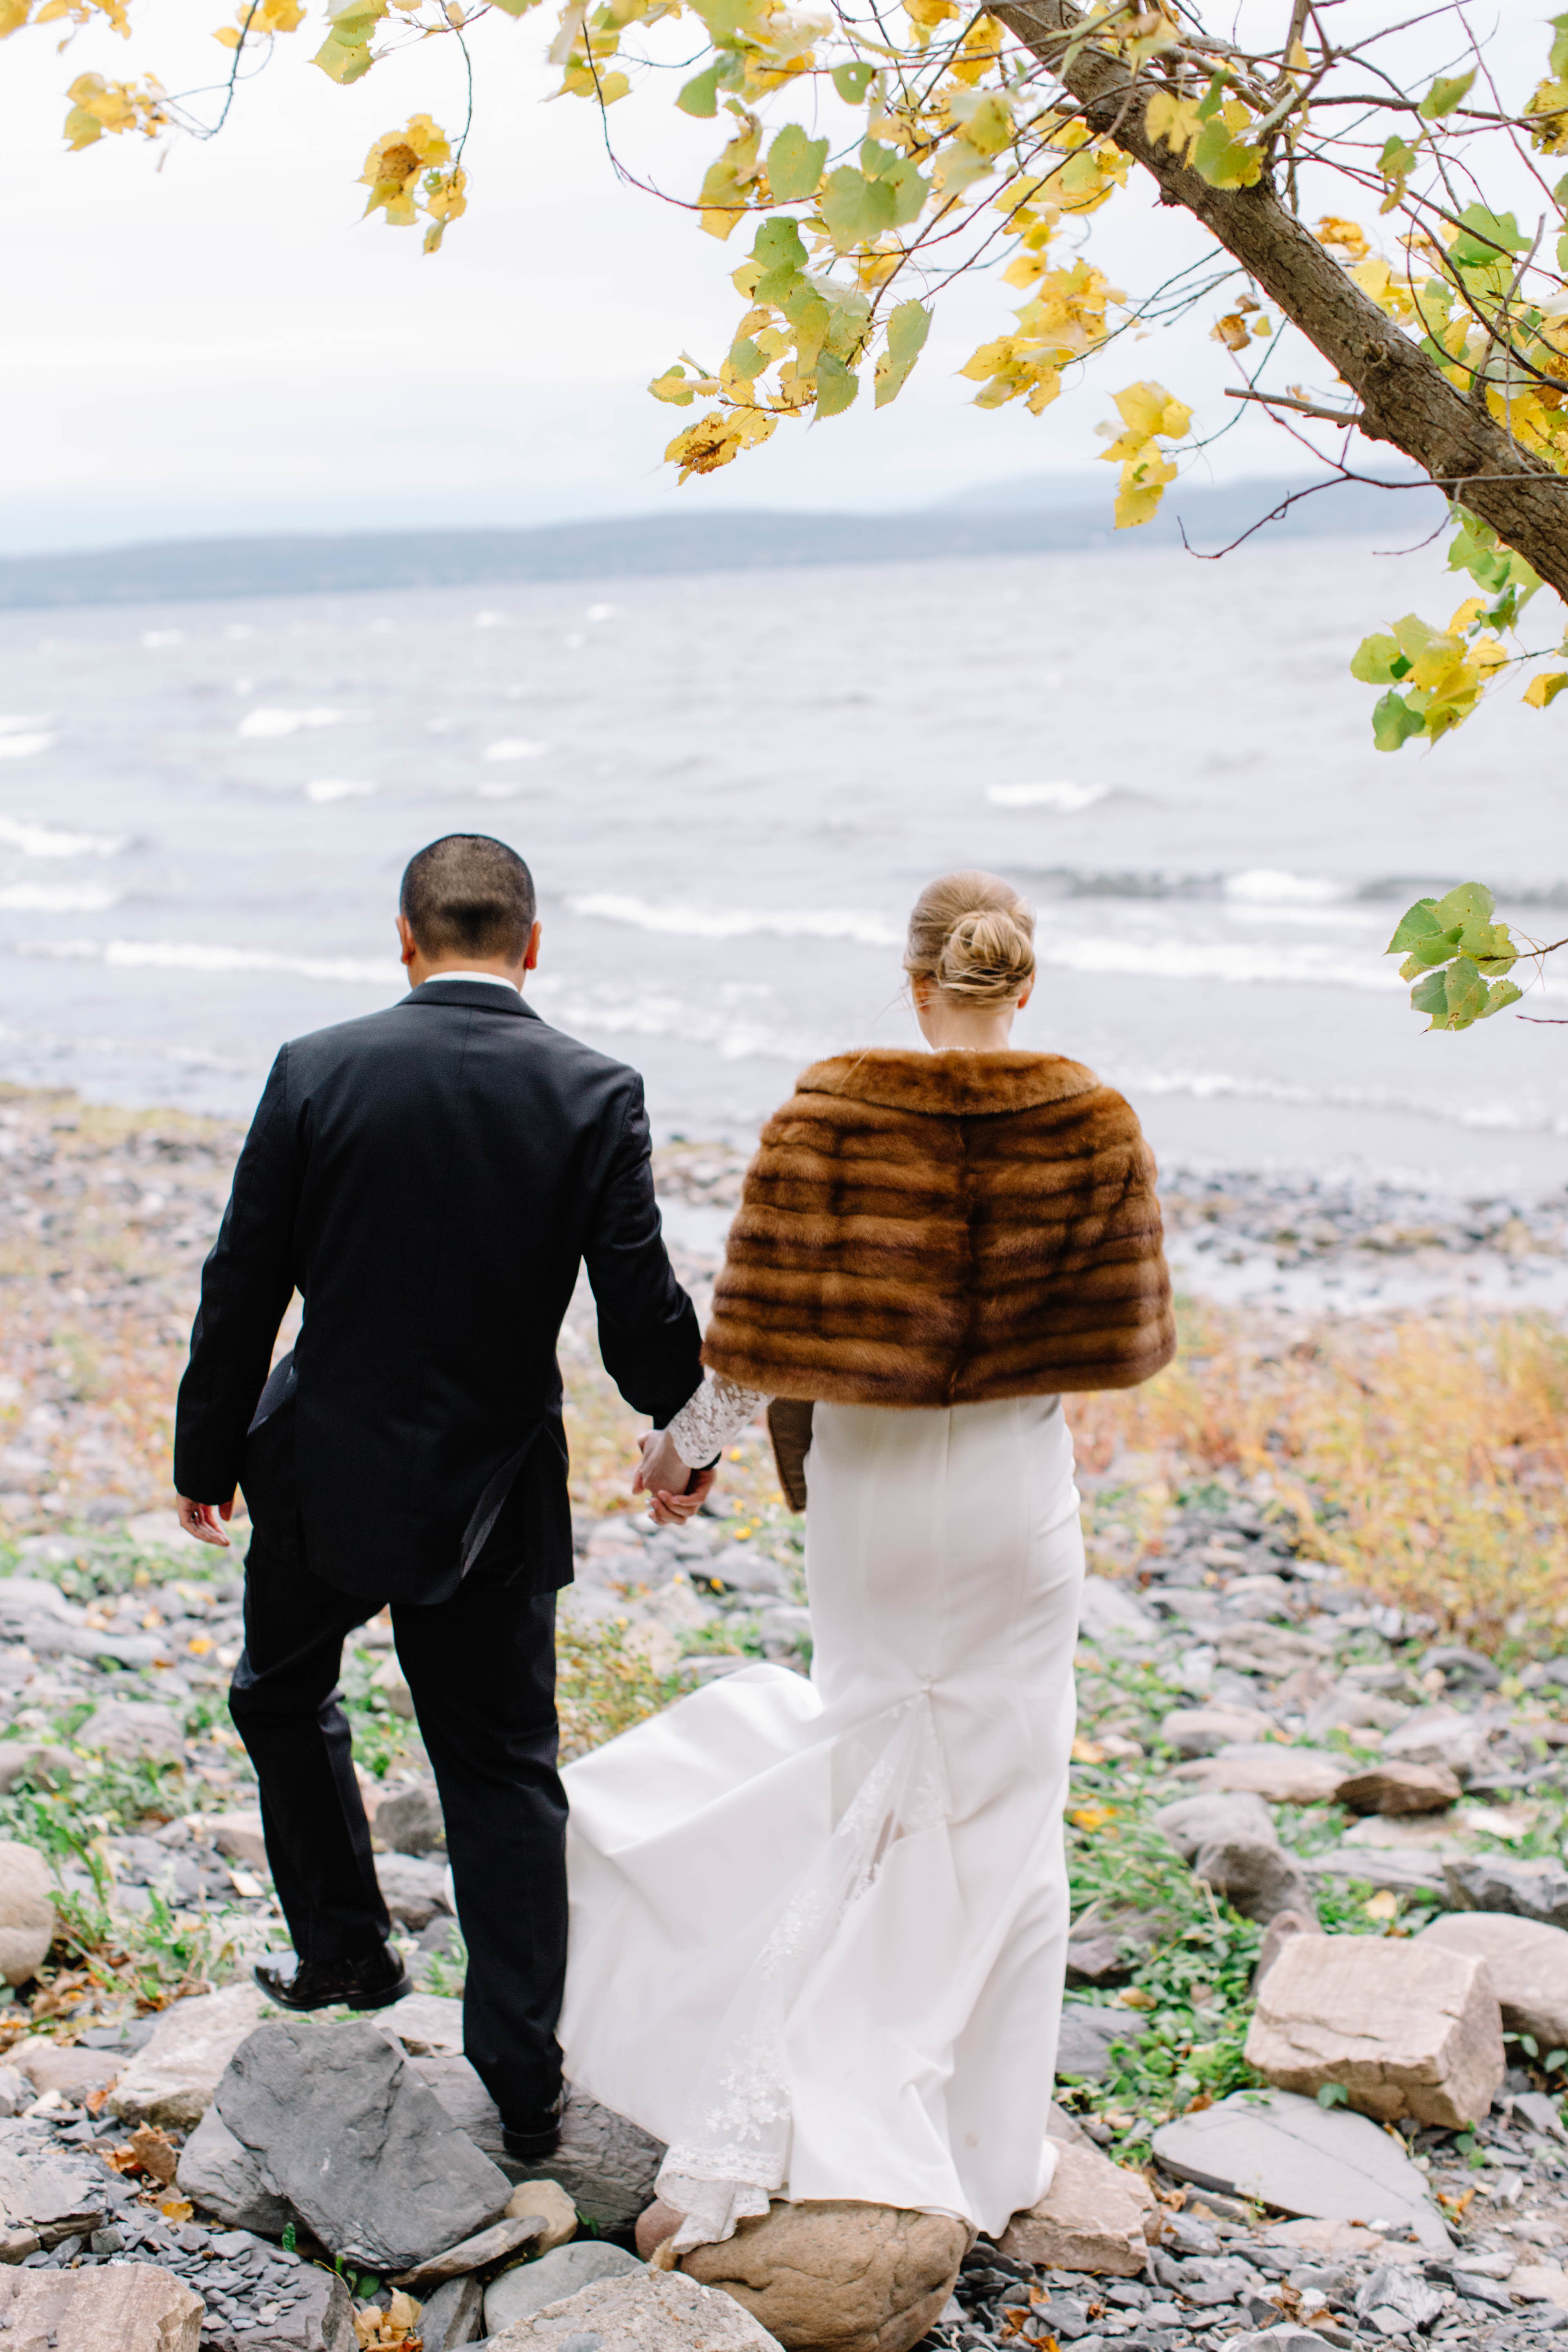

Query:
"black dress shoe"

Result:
[[254, 1947, 412, 2013], [502, 2092, 566, 2161]]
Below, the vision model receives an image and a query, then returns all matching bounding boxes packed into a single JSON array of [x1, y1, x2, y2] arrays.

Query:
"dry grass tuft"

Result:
[[1071, 1300, 1568, 1654]]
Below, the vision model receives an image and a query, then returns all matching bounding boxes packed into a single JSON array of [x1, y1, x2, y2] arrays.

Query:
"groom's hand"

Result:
[[633, 1432, 716, 1525], [176, 1495, 234, 1548]]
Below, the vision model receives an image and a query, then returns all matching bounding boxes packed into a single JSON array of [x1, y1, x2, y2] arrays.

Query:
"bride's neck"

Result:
[[914, 999, 1022, 1053]]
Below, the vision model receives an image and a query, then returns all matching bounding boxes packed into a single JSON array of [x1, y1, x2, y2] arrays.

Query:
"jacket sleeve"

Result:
[[582, 1079, 704, 1427], [173, 1049, 303, 1503]]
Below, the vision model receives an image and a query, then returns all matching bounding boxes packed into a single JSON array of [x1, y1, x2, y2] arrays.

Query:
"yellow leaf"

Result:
[[160, 2199, 194, 2223], [1144, 88, 1199, 161], [1070, 1735, 1107, 1763], [1363, 1888, 1399, 1922], [0, 0, 31, 33], [1069, 1803, 1114, 1832], [1525, 671, 1568, 708]]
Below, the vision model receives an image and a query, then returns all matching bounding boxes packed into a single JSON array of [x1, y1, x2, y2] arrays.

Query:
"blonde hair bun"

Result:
[[904, 870, 1036, 1008]]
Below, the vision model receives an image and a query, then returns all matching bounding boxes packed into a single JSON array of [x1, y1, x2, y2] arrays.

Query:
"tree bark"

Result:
[[994, 0, 1568, 598]]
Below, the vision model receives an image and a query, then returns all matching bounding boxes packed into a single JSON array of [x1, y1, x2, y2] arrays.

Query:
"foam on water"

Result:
[[0, 884, 120, 913], [1225, 869, 1345, 905], [986, 781, 1110, 811], [236, 708, 352, 739], [0, 735, 56, 761], [303, 780, 376, 804], [19, 939, 396, 985], [568, 893, 904, 948], [0, 815, 127, 859]]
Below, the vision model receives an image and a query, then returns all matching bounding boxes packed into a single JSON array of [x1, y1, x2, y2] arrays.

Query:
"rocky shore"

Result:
[[0, 1087, 1566, 2351]]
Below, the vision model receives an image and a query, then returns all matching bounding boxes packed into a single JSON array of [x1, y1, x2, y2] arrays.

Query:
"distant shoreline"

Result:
[[0, 472, 1444, 611]]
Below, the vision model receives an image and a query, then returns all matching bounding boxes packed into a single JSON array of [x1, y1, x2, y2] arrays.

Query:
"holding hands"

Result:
[[633, 1429, 716, 1526]]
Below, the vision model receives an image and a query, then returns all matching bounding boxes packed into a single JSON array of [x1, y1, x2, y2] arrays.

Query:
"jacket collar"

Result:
[[401, 981, 538, 1018], [795, 1047, 1101, 1117]]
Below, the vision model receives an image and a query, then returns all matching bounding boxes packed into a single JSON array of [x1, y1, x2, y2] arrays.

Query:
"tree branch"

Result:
[[991, 0, 1568, 601]]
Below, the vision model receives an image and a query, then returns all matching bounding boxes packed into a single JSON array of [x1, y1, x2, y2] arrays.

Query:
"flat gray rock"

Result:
[[375, 1852, 452, 1930], [416, 2058, 667, 2227], [175, 2106, 291, 2235], [374, 1780, 445, 1855], [483, 2241, 642, 2334], [0, 2125, 106, 2241], [1151, 2089, 1450, 2252], [1444, 1853, 1568, 1931], [1055, 2005, 1152, 2081], [216, 2018, 512, 2270], [418, 2274, 486, 2352], [1078, 1577, 1154, 1642], [1306, 1848, 1448, 1898]]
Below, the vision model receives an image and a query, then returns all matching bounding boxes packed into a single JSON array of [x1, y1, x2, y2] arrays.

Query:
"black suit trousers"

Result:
[[229, 1402, 567, 2125]]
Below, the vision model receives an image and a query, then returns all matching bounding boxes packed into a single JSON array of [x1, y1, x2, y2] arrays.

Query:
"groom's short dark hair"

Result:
[[400, 835, 537, 962]]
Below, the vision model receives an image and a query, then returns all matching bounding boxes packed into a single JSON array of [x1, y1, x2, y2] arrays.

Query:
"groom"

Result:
[[172, 834, 706, 2156]]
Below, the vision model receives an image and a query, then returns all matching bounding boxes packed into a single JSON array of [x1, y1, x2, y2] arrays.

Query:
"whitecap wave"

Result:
[[1039, 933, 1394, 989], [0, 735, 57, 761], [1119, 1064, 1568, 1136], [568, 893, 902, 948], [237, 708, 352, 740], [483, 740, 549, 762], [0, 815, 127, 859], [0, 717, 51, 735], [1225, 869, 1345, 905], [17, 939, 395, 985], [304, 779, 376, 804], [0, 884, 120, 913], [987, 781, 1109, 811]]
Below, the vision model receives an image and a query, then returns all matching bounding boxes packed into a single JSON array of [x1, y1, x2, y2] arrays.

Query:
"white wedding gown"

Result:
[[558, 1393, 1085, 2248]]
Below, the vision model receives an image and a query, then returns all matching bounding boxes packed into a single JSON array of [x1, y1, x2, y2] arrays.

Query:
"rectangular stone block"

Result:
[[1244, 1933, 1503, 2127]]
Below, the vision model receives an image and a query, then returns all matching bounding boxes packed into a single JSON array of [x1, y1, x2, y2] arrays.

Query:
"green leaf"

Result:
[[726, 335, 767, 381], [874, 298, 931, 408], [1546, 2049, 1568, 2072], [766, 124, 828, 202], [1481, 978, 1523, 1018], [820, 165, 895, 252], [813, 350, 859, 417], [1521, 2034, 1541, 2058], [1372, 690, 1427, 752], [751, 214, 807, 304], [1385, 898, 1444, 956], [677, 60, 721, 116], [1410, 967, 1452, 1028], [1351, 631, 1403, 686], [1431, 881, 1496, 931], [1553, 16, 1568, 78], [1316, 2082, 1350, 2109], [832, 61, 874, 103], [1444, 956, 1490, 1027], [1419, 68, 1475, 120], [1192, 118, 1260, 188], [1449, 205, 1527, 268], [782, 282, 830, 372]]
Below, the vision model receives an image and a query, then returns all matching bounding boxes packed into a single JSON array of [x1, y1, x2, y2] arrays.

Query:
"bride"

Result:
[[557, 871, 1175, 2258]]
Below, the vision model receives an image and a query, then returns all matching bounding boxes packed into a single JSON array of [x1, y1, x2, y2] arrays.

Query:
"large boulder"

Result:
[[1418, 1911, 1568, 2050], [1244, 1933, 1504, 2127], [111, 1982, 267, 2131], [0, 1843, 53, 1985], [485, 2243, 641, 2331], [374, 1781, 445, 1855], [374, 1853, 451, 1932], [174, 2106, 291, 2235], [504, 2177, 577, 2252], [412, 2056, 663, 2223], [998, 2141, 1157, 2276], [679, 2199, 967, 2352], [215, 2018, 512, 2269], [0, 2260, 201, 2350], [487, 2265, 783, 2351]]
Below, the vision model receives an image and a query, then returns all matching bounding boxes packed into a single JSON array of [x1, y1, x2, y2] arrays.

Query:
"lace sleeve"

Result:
[[665, 1372, 769, 1468]]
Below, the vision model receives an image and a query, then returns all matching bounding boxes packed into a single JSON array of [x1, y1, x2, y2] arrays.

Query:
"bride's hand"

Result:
[[634, 1431, 716, 1524]]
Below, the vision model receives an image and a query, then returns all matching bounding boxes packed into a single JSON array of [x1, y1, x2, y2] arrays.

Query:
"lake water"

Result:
[[2, 532, 1566, 1201]]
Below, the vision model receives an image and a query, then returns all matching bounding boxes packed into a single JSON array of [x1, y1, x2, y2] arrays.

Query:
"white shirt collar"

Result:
[[418, 971, 521, 995]]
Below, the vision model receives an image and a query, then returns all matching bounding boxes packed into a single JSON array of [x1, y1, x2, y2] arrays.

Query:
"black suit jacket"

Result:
[[174, 980, 702, 1604]]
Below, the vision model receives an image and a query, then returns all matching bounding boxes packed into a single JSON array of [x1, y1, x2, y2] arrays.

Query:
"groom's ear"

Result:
[[396, 914, 418, 969], [524, 920, 542, 973]]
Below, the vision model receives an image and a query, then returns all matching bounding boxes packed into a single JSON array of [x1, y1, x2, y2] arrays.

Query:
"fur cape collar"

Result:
[[794, 1048, 1102, 1120]]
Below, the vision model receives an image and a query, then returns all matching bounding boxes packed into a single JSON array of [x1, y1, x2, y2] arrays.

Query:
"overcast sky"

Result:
[[2, 0, 1533, 550]]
